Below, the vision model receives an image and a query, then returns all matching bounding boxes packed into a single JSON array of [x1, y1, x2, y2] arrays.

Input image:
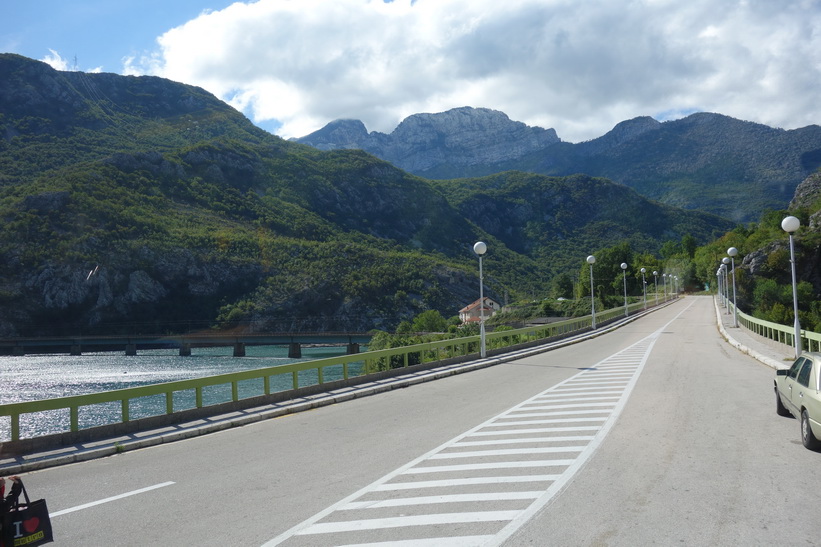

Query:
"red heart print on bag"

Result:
[[23, 517, 40, 533]]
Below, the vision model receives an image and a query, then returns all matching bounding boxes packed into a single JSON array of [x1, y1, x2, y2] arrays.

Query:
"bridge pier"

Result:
[[288, 343, 302, 358], [125, 344, 137, 356], [70, 345, 82, 356], [233, 343, 246, 357], [347, 343, 360, 355], [12, 346, 24, 356], [179, 343, 191, 357]]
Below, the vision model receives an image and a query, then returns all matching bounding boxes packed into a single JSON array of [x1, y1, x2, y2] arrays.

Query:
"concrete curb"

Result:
[[713, 297, 786, 370], [1, 302, 675, 474]]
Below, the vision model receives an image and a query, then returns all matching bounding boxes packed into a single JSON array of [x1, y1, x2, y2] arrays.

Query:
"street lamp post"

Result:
[[621, 263, 628, 317], [587, 255, 597, 329], [727, 247, 739, 327], [663, 273, 667, 301], [716, 269, 722, 303], [782, 216, 802, 358], [640, 268, 647, 310], [718, 264, 727, 308], [653, 271, 659, 305], [473, 241, 488, 358], [721, 258, 731, 314]]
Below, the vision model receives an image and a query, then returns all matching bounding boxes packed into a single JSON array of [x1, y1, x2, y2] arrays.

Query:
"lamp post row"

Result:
[[476, 216, 803, 359], [716, 216, 802, 358], [473, 242, 676, 353]]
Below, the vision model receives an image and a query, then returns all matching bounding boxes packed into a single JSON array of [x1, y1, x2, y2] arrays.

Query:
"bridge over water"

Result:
[[9, 297, 820, 546], [0, 331, 372, 357]]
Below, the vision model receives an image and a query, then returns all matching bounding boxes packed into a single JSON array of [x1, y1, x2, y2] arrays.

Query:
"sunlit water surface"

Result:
[[0, 345, 364, 440]]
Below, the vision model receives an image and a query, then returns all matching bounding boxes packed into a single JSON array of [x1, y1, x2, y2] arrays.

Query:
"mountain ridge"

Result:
[[296, 107, 821, 222]]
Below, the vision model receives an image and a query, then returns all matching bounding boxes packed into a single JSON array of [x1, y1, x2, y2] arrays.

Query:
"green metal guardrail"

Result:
[[0, 299, 658, 442], [725, 299, 821, 352]]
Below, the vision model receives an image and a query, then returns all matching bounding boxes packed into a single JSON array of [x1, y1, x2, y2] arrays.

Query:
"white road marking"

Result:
[[407, 460, 578, 473], [341, 492, 543, 510], [375, 475, 562, 490], [263, 302, 694, 546], [295, 511, 522, 534], [453, 435, 595, 446], [50, 481, 175, 517], [339, 536, 496, 546]]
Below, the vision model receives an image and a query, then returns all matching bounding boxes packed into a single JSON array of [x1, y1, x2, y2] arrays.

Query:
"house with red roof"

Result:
[[459, 297, 501, 324]]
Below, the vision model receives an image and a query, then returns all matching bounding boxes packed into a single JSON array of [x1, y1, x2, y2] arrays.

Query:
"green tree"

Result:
[[411, 310, 448, 333], [549, 272, 574, 299], [681, 234, 698, 258]]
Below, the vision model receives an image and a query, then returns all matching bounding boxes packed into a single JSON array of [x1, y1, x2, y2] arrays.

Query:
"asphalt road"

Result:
[[15, 296, 821, 546]]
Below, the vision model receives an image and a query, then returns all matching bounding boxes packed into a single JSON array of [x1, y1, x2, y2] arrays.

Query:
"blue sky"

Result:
[[3, 0, 821, 143], [2, 1, 237, 73]]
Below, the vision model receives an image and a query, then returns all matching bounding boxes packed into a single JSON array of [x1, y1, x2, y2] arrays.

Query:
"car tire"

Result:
[[801, 410, 821, 450], [776, 389, 791, 417]]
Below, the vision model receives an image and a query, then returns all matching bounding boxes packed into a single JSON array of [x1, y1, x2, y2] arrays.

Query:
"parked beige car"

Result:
[[775, 352, 821, 450]]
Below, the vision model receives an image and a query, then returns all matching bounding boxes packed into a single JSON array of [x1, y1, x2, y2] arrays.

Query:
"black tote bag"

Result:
[[1, 480, 53, 547]]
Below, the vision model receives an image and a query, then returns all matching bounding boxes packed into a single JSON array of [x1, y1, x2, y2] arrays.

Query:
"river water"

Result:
[[0, 345, 364, 440]]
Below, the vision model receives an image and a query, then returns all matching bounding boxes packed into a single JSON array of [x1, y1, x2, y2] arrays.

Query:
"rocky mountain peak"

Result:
[[295, 106, 560, 175], [295, 119, 370, 150]]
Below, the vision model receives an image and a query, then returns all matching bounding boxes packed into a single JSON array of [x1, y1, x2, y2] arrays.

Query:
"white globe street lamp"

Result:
[[782, 216, 802, 358], [587, 255, 597, 329], [621, 263, 628, 317], [727, 247, 739, 327], [721, 258, 731, 314], [640, 268, 647, 310], [473, 241, 488, 358], [653, 271, 659, 305]]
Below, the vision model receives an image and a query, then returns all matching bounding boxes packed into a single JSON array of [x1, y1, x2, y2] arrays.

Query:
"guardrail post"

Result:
[[196, 387, 203, 408], [166, 392, 173, 414], [264, 375, 271, 395], [70, 406, 79, 432], [232, 381, 239, 401], [292, 371, 299, 390], [11, 413, 19, 441], [122, 399, 130, 422]]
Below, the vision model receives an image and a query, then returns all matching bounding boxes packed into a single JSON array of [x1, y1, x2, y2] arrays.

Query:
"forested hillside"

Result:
[[0, 54, 733, 336], [692, 169, 821, 331]]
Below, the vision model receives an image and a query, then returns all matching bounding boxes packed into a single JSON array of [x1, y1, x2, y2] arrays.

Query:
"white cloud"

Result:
[[41, 49, 103, 73], [42, 49, 71, 71], [127, 0, 821, 142]]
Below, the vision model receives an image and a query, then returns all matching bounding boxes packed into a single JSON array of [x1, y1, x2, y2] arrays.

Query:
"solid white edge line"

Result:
[[50, 481, 175, 517]]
